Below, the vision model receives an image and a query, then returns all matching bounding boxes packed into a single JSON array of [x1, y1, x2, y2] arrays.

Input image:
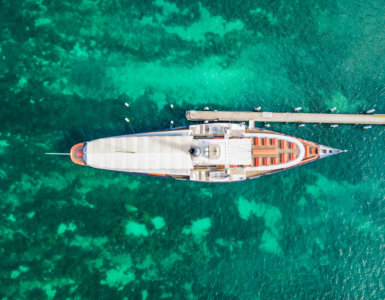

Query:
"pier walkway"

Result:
[[186, 111, 385, 125]]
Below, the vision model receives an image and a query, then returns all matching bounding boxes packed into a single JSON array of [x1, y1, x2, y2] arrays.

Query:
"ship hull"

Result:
[[70, 123, 344, 182]]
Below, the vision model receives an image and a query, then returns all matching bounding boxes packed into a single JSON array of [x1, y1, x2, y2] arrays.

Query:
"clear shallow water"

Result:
[[1, 0, 385, 298]]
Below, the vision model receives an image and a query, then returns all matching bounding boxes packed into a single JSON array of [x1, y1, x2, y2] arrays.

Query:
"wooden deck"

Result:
[[186, 110, 385, 125]]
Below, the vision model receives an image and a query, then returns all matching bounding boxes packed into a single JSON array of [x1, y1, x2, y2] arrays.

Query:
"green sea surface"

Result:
[[1, 0, 385, 298]]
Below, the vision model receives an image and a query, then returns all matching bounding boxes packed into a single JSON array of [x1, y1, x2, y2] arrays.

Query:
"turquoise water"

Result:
[[1, 0, 385, 298]]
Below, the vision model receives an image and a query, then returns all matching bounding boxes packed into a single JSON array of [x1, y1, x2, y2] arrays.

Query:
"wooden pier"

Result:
[[186, 111, 385, 125]]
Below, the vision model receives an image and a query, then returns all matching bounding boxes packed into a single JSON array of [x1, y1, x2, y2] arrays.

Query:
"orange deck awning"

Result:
[[252, 148, 279, 156]]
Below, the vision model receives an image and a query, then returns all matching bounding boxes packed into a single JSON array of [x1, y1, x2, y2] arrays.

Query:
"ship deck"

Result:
[[75, 123, 342, 182]]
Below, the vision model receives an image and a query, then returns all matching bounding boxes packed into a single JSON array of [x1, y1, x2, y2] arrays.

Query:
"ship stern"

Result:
[[70, 143, 86, 165]]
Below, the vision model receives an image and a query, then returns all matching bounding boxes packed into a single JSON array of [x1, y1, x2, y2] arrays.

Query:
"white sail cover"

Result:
[[85, 135, 194, 174]]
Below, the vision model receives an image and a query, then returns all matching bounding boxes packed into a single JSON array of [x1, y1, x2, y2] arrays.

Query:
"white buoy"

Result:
[[330, 107, 337, 112], [254, 106, 262, 111], [170, 120, 174, 125], [330, 124, 338, 128], [294, 107, 302, 112], [362, 125, 372, 130], [124, 102, 129, 107], [203, 107, 209, 111], [170, 104, 174, 109], [299, 124, 306, 127], [125, 118, 130, 123], [366, 109, 375, 114]]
